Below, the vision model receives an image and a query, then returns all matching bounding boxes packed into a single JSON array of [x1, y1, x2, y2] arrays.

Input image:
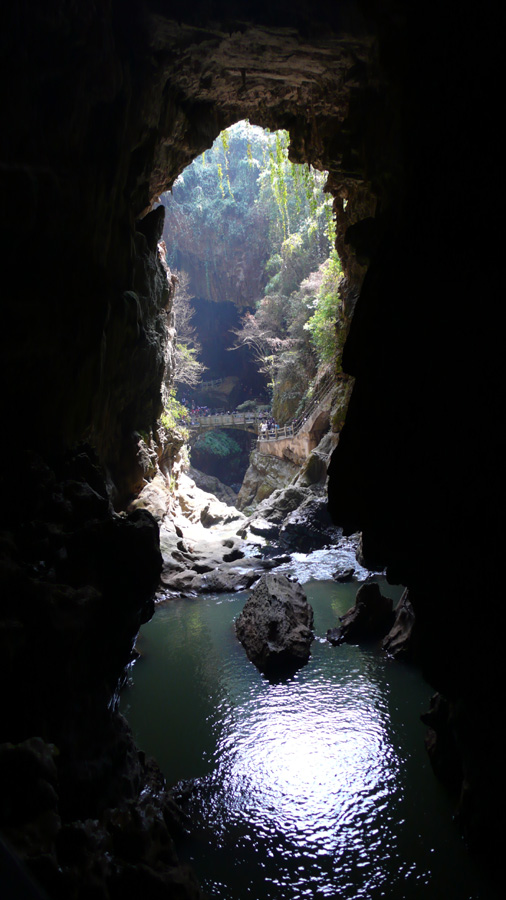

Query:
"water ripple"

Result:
[[121, 582, 492, 900]]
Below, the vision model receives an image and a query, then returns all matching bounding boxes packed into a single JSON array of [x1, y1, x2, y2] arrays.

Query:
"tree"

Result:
[[230, 292, 291, 390], [304, 254, 343, 366], [171, 271, 206, 388], [163, 121, 342, 421]]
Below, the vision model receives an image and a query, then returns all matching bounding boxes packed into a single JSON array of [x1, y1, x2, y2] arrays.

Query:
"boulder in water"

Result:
[[332, 566, 355, 582], [327, 582, 394, 645], [235, 574, 314, 672], [382, 589, 417, 659]]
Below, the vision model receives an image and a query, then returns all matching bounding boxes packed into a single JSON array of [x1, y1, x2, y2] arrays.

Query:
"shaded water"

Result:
[[121, 579, 494, 899]]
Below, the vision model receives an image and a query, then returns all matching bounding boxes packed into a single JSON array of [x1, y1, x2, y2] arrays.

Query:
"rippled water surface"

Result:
[[121, 578, 493, 899]]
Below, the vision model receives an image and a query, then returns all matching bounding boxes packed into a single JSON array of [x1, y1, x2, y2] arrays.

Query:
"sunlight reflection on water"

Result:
[[121, 580, 493, 900], [183, 652, 400, 898]]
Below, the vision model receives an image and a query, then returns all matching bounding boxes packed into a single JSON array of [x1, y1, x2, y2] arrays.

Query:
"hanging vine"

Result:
[[220, 129, 234, 199]]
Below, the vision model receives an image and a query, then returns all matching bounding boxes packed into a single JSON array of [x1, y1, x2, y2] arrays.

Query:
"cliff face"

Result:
[[1, 0, 504, 891]]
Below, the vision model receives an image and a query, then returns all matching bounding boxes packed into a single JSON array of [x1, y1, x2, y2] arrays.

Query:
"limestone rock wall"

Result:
[[237, 449, 300, 511]]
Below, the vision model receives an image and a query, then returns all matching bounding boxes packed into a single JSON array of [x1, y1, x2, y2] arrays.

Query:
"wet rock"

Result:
[[327, 582, 394, 645], [0, 734, 204, 900], [0, 737, 60, 848], [279, 495, 341, 552], [248, 517, 280, 539], [197, 568, 259, 593], [382, 589, 417, 659], [199, 498, 243, 528], [0, 449, 161, 757], [332, 566, 355, 582], [235, 573, 314, 672], [254, 545, 291, 563], [160, 563, 260, 595]]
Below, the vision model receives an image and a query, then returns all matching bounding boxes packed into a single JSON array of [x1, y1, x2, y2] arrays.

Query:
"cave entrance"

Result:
[[159, 121, 340, 495]]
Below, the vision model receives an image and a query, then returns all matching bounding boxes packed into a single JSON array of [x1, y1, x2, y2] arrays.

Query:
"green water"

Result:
[[120, 579, 495, 899]]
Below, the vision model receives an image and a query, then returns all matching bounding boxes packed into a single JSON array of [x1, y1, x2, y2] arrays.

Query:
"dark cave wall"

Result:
[[329, 5, 505, 852], [1, 2, 174, 504], [0, 0, 504, 891]]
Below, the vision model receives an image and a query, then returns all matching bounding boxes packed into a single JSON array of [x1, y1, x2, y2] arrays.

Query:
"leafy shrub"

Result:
[[160, 388, 189, 440], [304, 254, 343, 365], [193, 430, 241, 458]]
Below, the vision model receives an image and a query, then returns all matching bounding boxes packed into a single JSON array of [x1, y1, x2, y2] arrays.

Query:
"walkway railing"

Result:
[[197, 377, 225, 389], [258, 424, 295, 441], [258, 371, 335, 443], [189, 412, 259, 430], [188, 371, 335, 444]]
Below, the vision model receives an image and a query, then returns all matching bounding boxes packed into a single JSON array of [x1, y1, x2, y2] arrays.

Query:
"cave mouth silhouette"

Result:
[[1, 8, 504, 893]]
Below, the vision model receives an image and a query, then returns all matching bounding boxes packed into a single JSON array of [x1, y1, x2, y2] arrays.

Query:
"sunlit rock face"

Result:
[[0, 0, 504, 891]]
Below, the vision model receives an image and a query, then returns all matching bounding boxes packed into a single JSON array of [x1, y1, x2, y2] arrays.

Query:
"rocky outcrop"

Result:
[[327, 582, 394, 645], [239, 437, 343, 552], [237, 450, 299, 511], [240, 429, 340, 525], [1, 448, 160, 746], [134, 469, 249, 594], [0, 448, 201, 898], [382, 589, 417, 660], [295, 432, 339, 488], [279, 494, 342, 552], [188, 466, 238, 506], [131, 463, 299, 597], [0, 736, 203, 900], [235, 574, 314, 672], [244, 484, 309, 537]]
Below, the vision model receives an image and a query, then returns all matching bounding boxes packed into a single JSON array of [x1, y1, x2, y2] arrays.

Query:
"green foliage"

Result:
[[304, 254, 343, 365], [160, 388, 189, 440], [235, 399, 259, 412], [163, 120, 343, 424], [162, 121, 334, 289], [174, 342, 204, 387], [193, 429, 241, 458], [171, 270, 206, 388]]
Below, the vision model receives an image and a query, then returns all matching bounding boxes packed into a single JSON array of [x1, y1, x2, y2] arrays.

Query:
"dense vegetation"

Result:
[[162, 120, 344, 428]]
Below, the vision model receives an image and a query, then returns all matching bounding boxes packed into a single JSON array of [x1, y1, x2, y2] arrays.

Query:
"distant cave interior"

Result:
[[1, 1, 504, 896]]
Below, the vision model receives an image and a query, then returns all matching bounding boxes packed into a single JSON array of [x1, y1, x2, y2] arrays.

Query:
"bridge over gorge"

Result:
[[189, 373, 335, 466]]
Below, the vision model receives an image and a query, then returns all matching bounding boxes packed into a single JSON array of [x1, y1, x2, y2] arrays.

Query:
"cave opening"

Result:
[[158, 119, 340, 493], [120, 102, 487, 899]]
